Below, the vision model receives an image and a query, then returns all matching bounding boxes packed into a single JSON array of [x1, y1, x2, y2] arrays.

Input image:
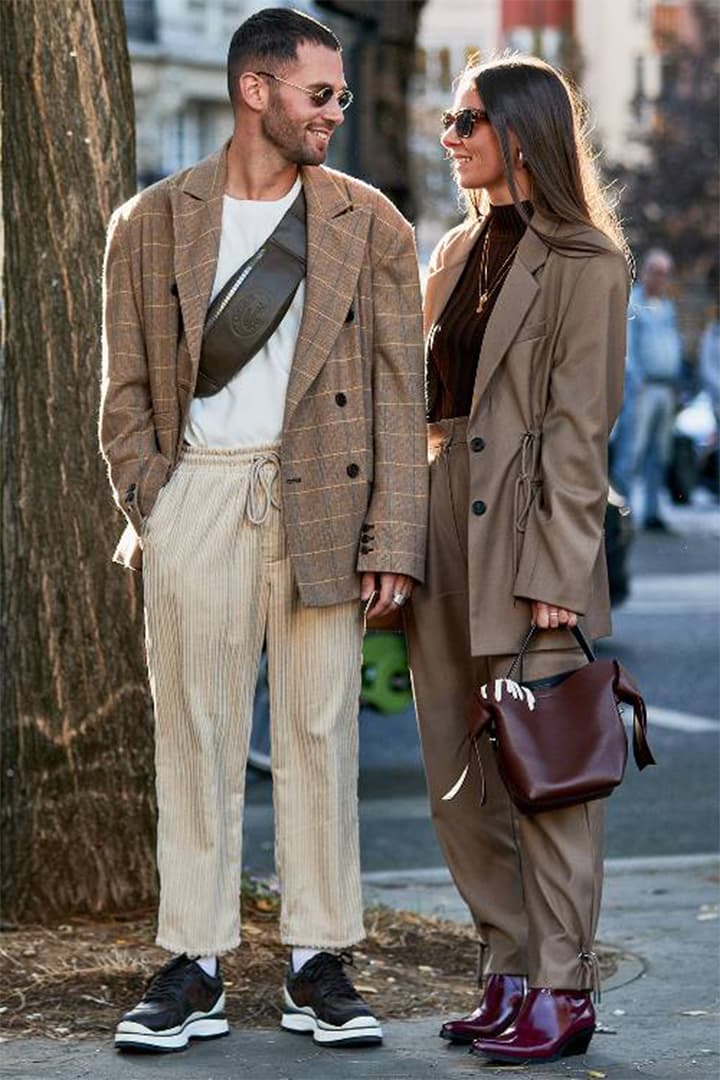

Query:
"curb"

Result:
[[362, 852, 720, 889]]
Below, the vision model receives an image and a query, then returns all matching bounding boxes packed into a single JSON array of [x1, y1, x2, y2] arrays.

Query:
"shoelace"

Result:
[[301, 950, 361, 999], [142, 955, 198, 1002]]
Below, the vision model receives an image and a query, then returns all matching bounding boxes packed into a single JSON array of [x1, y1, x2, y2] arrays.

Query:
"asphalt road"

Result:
[[243, 496, 720, 878]]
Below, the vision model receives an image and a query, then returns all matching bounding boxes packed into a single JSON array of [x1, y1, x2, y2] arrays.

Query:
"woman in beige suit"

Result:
[[405, 55, 630, 1064]]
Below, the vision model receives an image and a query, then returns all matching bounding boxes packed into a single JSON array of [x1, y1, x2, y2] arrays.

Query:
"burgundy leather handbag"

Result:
[[447, 625, 655, 815]]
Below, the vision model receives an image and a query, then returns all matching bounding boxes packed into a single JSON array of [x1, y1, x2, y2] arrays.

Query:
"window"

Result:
[[123, 0, 157, 42]]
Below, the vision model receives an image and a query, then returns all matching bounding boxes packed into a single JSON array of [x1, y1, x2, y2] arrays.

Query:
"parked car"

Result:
[[667, 391, 720, 504]]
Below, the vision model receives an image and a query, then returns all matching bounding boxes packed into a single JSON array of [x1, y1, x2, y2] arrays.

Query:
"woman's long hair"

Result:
[[461, 54, 630, 266]]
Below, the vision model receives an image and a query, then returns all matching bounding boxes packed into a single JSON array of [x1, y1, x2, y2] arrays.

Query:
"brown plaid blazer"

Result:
[[100, 146, 427, 606]]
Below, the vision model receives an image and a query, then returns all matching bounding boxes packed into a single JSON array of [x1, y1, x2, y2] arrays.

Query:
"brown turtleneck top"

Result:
[[427, 201, 532, 422]]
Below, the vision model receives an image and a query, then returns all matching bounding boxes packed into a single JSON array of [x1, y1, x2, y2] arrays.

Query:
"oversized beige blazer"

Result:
[[100, 146, 427, 606], [424, 212, 630, 655]]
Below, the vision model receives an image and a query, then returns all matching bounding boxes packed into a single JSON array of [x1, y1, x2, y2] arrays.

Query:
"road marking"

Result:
[[645, 706, 719, 733], [631, 573, 719, 594], [619, 572, 720, 614], [620, 602, 719, 613], [360, 796, 433, 821]]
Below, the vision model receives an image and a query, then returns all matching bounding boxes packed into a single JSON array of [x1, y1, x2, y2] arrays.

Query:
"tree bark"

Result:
[[1, 0, 156, 921]]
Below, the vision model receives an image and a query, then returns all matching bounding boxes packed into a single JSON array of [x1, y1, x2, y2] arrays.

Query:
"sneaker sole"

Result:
[[115, 999, 229, 1053], [281, 991, 382, 1047]]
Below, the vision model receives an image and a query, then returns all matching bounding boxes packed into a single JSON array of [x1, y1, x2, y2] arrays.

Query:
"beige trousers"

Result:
[[142, 443, 365, 956], [405, 419, 604, 990]]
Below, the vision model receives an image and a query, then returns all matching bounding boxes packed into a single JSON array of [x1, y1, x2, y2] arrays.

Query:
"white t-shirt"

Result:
[[184, 177, 304, 448]]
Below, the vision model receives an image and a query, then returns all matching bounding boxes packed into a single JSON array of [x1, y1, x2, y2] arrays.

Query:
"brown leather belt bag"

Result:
[[195, 189, 306, 398], [444, 625, 656, 815]]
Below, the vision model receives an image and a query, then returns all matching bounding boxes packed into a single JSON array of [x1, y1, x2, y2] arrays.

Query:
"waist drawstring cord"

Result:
[[245, 451, 281, 525], [513, 430, 540, 573]]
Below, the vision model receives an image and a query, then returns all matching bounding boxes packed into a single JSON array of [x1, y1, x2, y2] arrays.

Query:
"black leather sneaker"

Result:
[[114, 954, 228, 1052], [281, 950, 382, 1046]]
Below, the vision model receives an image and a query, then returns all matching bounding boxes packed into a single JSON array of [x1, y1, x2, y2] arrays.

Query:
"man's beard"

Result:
[[261, 99, 331, 166]]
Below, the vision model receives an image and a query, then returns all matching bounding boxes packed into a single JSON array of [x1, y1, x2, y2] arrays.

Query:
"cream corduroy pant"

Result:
[[142, 443, 365, 956]]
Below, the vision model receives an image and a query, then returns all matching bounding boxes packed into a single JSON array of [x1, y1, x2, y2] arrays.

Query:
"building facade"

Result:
[[124, 0, 254, 188], [410, 0, 697, 256]]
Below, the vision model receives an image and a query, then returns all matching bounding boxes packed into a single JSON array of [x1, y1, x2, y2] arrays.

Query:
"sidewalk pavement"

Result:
[[3, 854, 719, 1080]]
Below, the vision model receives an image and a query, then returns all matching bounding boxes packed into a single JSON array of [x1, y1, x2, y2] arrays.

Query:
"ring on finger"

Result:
[[392, 592, 408, 607]]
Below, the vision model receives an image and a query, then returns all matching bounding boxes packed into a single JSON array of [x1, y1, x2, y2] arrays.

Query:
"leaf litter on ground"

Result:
[[0, 879, 619, 1042]]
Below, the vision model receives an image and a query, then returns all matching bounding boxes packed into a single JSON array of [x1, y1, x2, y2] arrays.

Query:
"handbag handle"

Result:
[[507, 623, 596, 682]]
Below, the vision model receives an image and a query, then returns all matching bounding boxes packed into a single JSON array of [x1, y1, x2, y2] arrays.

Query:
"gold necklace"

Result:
[[477, 221, 520, 314]]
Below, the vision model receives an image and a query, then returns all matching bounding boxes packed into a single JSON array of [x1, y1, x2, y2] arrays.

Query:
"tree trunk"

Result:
[[1, 0, 157, 922]]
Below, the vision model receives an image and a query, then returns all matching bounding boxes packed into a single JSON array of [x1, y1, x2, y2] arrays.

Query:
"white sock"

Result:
[[292, 947, 321, 973], [195, 954, 218, 977]]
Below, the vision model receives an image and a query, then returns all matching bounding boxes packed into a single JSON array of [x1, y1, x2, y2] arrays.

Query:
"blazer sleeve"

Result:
[[99, 208, 171, 536], [356, 217, 428, 582], [513, 251, 630, 613]]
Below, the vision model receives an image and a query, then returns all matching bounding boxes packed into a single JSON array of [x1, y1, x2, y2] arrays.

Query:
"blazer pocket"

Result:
[[513, 319, 548, 344], [141, 469, 176, 541]]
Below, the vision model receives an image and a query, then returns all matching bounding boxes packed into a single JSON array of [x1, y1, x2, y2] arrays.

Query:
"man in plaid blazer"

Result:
[[100, 7, 426, 1056]]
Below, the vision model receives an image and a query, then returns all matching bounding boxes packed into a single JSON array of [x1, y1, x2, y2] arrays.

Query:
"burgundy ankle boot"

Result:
[[470, 987, 596, 1063], [439, 974, 526, 1043]]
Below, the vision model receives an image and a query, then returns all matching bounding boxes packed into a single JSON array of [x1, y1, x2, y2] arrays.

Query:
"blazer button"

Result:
[[360, 544, 372, 554], [347, 463, 360, 478], [472, 499, 487, 516], [470, 436, 485, 452], [335, 392, 347, 407]]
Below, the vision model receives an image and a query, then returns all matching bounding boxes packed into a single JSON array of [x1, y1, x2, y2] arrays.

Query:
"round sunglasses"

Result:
[[256, 70, 353, 111], [441, 107, 489, 139]]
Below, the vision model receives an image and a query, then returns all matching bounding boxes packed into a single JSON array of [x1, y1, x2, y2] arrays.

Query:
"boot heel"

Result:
[[561, 1026, 594, 1057]]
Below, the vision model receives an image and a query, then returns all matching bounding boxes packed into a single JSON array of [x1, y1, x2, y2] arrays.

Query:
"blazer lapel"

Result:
[[423, 220, 484, 337], [470, 215, 556, 412], [171, 145, 226, 374], [284, 166, 371, 422]]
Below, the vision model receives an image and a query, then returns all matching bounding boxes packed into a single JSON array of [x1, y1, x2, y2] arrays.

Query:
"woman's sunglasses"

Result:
[[441, 107, 489, 139], [256, 70, 353, 111]]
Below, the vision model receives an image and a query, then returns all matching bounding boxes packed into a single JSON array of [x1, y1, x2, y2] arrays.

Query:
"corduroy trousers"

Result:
[[404, 419, 604, 991], [142, 443, 366, 956]]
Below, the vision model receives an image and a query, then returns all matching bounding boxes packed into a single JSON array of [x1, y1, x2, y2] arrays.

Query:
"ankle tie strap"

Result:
[[578, 949, 601, 1004]]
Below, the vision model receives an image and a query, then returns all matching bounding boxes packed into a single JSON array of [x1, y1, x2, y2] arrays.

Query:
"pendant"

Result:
[[476, 291, 488, 314]]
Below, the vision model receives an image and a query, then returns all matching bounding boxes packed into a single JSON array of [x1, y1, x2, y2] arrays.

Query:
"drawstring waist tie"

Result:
[[179, 441, 281, 526]]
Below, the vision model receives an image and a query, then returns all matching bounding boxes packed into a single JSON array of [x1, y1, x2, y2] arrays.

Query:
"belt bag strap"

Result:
[[195, 189, 306, 399]]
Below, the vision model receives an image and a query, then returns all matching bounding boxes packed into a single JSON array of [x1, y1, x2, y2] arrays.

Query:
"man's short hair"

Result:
[[227, 7, 341, 106]]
